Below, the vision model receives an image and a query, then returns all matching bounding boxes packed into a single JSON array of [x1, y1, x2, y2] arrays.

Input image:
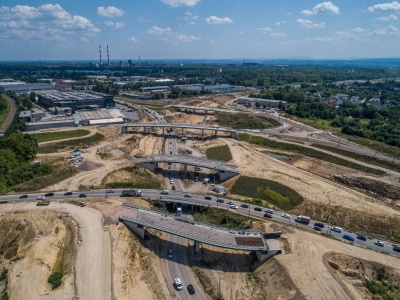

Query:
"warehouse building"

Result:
[[237, 97, 287, 109], [37, 91, 115, 110], [0, 81, 53, 93]]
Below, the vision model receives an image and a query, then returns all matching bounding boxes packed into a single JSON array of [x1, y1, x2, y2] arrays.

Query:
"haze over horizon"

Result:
[[1, 0, 400, 61]]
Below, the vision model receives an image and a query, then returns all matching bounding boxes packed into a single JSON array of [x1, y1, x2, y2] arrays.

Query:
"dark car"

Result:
[[19, 194, 28, 199], [216, 198, 224, 203], [172, 186, 176, 190], [343, 234, 355, 242], [64, 192, 73, 196], [45, 192, 55, 197], [264, 213, 273, 218], [393, 246, 400, 252], [314, 222, 324, 228], [313, 226, 322, 231], [78, 194, 87, 198], [241, 203, 249, 208], [254, 207, 262, 212], [187, 284, 195, 295], [356, 235, 367, 241], [204, 196, 212, 200]]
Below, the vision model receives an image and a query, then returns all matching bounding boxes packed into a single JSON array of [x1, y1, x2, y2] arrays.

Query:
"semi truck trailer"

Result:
[[295, 215, 311, 225]]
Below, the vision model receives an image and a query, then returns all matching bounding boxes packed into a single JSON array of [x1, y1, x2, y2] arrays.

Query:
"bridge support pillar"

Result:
[[194, 241, 201, 254], [139, 162, 156, 172], [255, 250, 269, 262], [162, 127, 164, 136], [214, 130, 218, 137], [144, 126, 147, 134], [201, 129, 204, 140], [231, 131, 239, 140], [183, 164, 187, 179], [217, 170, 239, 182], [205, 110, 207, 115], [125, 222, 146, 240], [119, 126, 127, 134]]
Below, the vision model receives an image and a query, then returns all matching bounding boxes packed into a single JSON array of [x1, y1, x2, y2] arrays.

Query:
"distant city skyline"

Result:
[[1, 1, 400, 60]]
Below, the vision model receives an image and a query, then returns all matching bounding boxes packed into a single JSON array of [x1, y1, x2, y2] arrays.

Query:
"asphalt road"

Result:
[[4, 188, 400, 258]]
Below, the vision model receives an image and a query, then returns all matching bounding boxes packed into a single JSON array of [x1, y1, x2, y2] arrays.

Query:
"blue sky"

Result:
[[1, 0, 400, 60]]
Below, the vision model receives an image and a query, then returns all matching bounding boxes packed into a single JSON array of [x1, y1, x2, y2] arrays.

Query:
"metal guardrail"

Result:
[[122, 202, 263, 235], [119, 215, 267, 251]]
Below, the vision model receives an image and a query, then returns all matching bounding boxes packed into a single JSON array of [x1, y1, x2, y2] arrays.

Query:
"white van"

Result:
[[174, 278, 183, 290]]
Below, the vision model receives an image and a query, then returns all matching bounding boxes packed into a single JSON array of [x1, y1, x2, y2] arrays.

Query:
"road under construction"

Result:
[[135, 154, 240, 181], [119, 203, 282, 262]]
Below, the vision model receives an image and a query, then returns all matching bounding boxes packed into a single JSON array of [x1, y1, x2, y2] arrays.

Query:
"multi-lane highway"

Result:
[[2, 188, 400, 257]]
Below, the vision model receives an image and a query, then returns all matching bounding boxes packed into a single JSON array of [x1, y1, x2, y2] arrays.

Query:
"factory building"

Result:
[[37, 91, 115, 110], [0, 79, 53, 93]]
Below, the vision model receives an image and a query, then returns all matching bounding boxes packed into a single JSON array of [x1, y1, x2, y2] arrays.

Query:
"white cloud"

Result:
[[301, 1, 340, 15], [275, 22, 281, 26], [161, 0, 200, 7], [145, 25, 200, 43], [189, 21, 196, 25], [128, 37, 139, 42], [371, 25, 399, 36], [209, 39, 217, 45], [205, 16, 233, 24], [367, 1, 400, 12], [297, 19, 326, 28], [104, 21, 125, 29], [269, 32, 287, 37], [97, 6, 124, 18], [256, 27, 272, 33], [305, 36, 334, 42], [0, 4, 99, 42], [377, 14, 398, 21], [146, 26, 173, 36], [352, 27, 368, 33]]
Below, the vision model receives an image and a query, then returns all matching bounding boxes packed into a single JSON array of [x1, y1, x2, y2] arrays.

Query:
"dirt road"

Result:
[[0, 202, 112, 300]]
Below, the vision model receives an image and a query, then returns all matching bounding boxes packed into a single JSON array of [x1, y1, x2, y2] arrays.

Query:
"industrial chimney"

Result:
[[99, 45, 102, 65], [107, 45, 110, 66]]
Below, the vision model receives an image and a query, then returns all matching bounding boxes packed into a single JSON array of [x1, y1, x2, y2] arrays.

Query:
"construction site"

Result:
[[1, 93, 400, 300]]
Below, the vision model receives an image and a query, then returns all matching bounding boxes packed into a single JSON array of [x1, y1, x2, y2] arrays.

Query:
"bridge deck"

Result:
[[123, 122, 237, 133], [120, 204, 273, 251], [172, 105, 239, 113], [135, 154, 239, 173]]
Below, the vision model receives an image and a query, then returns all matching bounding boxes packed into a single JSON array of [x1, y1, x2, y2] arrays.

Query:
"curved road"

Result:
[[0, 94, 17, 135]]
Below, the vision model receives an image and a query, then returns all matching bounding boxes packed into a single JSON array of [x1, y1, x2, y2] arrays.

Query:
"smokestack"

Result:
[[99, 45, 102, 65], [107, 45, 110, 66], [139, 55, 141, 67]]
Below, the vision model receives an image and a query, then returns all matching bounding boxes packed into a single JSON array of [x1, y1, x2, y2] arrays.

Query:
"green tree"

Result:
[[255, 101, 261, 109]]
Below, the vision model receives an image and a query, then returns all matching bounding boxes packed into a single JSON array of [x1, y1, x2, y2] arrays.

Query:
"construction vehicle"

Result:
[[36, 200, 50, 206]]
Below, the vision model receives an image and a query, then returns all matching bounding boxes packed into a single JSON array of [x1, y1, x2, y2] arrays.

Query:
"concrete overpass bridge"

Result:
[[121, 122, 239, 140], [171, 105, 240, 114], [119, 203, 281, 261], [135, 154, 239, 181]]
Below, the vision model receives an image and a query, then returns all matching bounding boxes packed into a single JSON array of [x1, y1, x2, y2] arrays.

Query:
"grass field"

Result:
[[216, 112, 280, 129], [103, 165, 161, 189], [239, 133, 385, 176], [206, 145, 233, 161], [312, 143, 400, 173], [192, 207, 255, 229], [38, 132, 105, 153], [12, 158, 79, 192], [32, 129, 91, 143], [231, 176, 303, 211], [0, 96, 10, 127]]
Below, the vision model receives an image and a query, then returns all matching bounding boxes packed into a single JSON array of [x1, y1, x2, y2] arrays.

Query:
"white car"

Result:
[[174, 278, 183, 290], [107, 189, 114, 193], [281, 213, 291, 219], [170, 180, 174, 184], [227, 200, 235, 205], [331, 226, 342, 233], [36, 196, 45, 200], [230, 205, 238, 209], [374, 240, 384, 247], [184, 193, 192, 198]]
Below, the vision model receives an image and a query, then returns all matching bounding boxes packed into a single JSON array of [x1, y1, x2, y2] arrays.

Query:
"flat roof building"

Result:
[[0, 82, 53, 93], [37, 91, 115, 110], [237, 97, 287, 109]]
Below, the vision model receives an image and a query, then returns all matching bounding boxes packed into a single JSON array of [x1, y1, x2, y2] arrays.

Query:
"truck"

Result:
[[120, 189, 143, 197], [36, 200, 50, 206], [176, 207, 182, 216], [294, 215, 310, 225]]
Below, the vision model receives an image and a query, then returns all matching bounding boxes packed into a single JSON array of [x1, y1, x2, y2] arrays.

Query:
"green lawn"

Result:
[[38, 132, 105, 153], [192, 207, 255, 229], [32, 129, 91, 143], [239, 133, 385, 176], [231, 176, 303, 211], [206, 145, 232, 161], [0, 96, 10, 127], [216, 112, 280, 129]]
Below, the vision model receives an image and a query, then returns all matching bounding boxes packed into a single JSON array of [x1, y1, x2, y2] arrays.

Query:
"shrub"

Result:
[[48, 272, 63, 290]]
